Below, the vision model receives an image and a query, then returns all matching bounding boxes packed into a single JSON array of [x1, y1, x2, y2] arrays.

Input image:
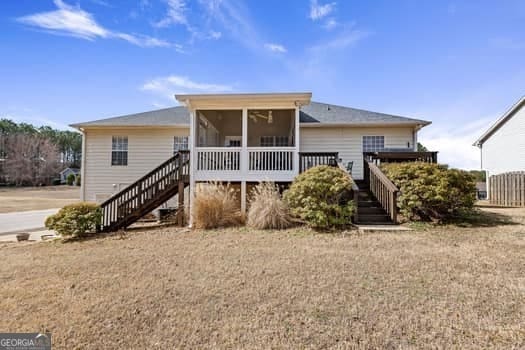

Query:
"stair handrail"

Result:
[[337, 161, 359, 223], [364, 160, 399, 223], [98, 150, 190, 231]]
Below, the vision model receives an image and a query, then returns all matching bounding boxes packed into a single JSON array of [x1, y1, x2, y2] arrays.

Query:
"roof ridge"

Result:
[[309, 101, 429, 124], [474, 95, 525, 146]]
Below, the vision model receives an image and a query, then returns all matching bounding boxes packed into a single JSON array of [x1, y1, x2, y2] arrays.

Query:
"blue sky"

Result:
[[0, 0, 524, 169]]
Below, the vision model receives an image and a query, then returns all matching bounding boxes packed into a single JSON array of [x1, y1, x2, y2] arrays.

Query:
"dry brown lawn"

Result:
[[1, 207, 525, 349], [0, 186, 79, 213]]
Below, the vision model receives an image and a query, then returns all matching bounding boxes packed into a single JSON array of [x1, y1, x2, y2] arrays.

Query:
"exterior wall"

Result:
[[82, 127, 189, 202], [299, 126, 415, 180], [482, 104, 525, 175], [82, 124, 416, 201]]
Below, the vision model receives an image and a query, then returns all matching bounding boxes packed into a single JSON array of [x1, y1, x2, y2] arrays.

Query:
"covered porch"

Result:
[[175, 92, 311, 217], [194, 108, 298, 181], [176, 93, 312, 183]]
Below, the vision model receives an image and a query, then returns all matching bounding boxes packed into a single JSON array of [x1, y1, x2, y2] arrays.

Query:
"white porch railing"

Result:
[[195, 147, 296, 173], [248, 147, 294, 171], [196, 147, 241, 171]]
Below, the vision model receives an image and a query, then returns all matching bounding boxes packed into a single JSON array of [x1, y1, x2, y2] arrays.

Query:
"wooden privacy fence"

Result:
[[489, 172, 525, 207]]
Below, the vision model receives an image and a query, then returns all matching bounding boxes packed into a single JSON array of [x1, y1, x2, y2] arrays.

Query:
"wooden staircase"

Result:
[[354, 180, 395, 225], [98, 150, 190, 233]]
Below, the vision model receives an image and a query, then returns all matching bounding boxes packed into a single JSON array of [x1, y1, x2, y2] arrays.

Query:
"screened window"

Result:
[[173, 136, 189, 153], [111, 136, 128, 166], [260, 136, 289, 147], [362, 136, 385, 152]]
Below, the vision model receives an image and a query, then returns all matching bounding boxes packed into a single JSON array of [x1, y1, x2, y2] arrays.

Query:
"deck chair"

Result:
[[346, 161, 353, 174]]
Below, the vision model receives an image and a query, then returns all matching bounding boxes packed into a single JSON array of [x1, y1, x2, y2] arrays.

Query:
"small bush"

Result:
[[382, 162, 476, 222], [75, 174, 81, 186], [52, 178, 61, 186], [284, 165, 355, 229], [193, 182, 242, 229], [45, 202, 102, 238], [247, 182, 292, 230], [66, 173, 76, 185]]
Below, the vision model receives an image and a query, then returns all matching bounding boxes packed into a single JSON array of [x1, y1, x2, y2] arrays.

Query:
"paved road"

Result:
[[0, 208, 59, 235]]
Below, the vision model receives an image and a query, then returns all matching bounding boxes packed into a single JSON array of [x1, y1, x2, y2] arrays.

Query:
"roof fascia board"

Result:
[[474, 96, 525, 147]]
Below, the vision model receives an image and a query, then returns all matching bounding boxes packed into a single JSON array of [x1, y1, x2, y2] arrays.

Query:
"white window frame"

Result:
[[260, 136, 289, 147], [173, 136, 189, 153], [111, 136, 128, 166], [362, 135, 385, 152]]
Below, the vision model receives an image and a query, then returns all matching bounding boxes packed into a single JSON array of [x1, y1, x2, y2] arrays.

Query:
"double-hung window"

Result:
[[260, 136, 289, 147], [173, 136, 189, 153], [362, 136, 385, 152], [111, 136, 128, 166]]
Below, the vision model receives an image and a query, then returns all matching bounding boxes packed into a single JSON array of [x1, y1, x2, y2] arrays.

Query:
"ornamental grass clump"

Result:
[[45, 202, 102, 238], [193, 182, 242, 229], [283, 165, 354, 229], [382, 162, 476, 222], [247, 182, 292, 230]]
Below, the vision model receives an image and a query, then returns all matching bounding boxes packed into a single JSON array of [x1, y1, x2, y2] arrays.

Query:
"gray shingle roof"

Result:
[[300, 102, 430, 126], [70, 106, 189, 127], [71, 101, 430, 128]]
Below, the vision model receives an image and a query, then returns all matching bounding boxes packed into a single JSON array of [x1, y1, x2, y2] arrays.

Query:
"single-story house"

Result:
[[59, 167, 80, 184], [71, 92, 433, 230]]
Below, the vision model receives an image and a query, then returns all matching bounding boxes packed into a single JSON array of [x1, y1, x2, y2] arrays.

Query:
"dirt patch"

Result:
[[1, 208, 524, 349], [0, 186, 79, 213]]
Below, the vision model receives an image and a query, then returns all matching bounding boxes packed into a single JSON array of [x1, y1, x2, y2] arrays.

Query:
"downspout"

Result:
[[80, 128, 86, 201]]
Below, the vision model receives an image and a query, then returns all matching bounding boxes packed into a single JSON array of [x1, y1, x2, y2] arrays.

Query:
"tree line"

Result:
[[0, 119, 82, 186]]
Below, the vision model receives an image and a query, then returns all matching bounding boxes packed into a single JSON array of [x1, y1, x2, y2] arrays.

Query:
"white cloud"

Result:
[[199, 0, 261, 50], [17, 0, 175, 48], [264, 43, 287, 53], [309, 25, 369, 51], [209, 30, 222, 39], [323, 18, 339, 30], [419, 118, 493, 170], [141, 75, 233, 100], [310, 0, 336, 21], [154, 0, 188, 28]]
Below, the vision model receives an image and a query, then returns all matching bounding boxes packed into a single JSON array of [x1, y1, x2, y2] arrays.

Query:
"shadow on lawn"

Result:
[[443, 209, 520, 228]]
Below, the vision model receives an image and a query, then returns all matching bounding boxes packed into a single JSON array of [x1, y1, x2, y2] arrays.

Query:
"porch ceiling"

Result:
[[175, 92, 312, 109]]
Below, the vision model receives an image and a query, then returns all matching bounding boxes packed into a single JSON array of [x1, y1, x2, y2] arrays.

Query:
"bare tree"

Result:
[[4, 133, 61, 186]]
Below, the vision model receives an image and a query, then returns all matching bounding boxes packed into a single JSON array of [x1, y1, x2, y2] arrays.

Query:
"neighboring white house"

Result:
[[474, 96, 525, 175], [71, 92, 431, 222]]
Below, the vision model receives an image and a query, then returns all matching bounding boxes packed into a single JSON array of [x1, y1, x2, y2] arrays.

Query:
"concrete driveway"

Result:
[[0, 208, 59, 235]]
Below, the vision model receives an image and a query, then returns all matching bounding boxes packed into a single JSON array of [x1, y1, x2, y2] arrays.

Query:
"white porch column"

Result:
[[188, 107, 196, 227], [241, 108, 248, 173], [241, 108, 248, 214], [294, 107, 300, 174]]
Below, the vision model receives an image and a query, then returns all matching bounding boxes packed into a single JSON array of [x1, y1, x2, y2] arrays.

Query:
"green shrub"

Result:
[[66, 173, 76, 185], [75, 174, 81, 186], [283, 165, 354, 229], [382, 162, 476, 222], [45, 202, 102, 238], [52, 178, 61, 186]]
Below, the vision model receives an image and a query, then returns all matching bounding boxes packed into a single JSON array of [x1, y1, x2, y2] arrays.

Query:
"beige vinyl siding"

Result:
[[300, 126, 415, 179], [482, 104, 525, 175], [83, 127, 189, 202]]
